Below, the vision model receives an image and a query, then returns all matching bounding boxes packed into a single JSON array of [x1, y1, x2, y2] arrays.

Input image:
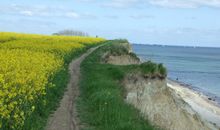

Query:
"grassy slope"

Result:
[[78, 40, 166, 130]]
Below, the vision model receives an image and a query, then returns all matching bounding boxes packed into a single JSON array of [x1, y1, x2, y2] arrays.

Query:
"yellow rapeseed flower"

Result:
[[0, 32, 105, 129]]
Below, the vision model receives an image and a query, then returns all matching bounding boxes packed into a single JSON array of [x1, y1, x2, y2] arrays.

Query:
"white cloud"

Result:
[[149, 0, 220, 8], [79, 0, 220, 8], [0, 4, 100, 19], [20, 11, 33, 16], [66, 12, 97, 19], [0, 5, 63, 16], [66, 12, 80, 18], [102, 0, 139, 8]]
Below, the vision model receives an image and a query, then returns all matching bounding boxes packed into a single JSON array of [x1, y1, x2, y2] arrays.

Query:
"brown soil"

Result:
[[105, 55, 140, 65], [46, 46, 99, 130], [123, 74, 214, 130]]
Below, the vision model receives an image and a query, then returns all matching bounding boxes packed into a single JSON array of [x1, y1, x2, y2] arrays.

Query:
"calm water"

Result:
[[132, 44, 220, 97]]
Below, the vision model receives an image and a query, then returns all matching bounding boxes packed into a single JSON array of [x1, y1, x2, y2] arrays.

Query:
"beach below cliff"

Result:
[[167, 80, 220, 128]]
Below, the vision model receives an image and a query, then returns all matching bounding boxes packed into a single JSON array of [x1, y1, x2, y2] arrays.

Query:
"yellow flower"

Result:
[[0, 32, 105, 129]]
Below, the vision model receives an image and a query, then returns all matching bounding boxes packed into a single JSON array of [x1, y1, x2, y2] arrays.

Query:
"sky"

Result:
[[0, 0, 220, 47]]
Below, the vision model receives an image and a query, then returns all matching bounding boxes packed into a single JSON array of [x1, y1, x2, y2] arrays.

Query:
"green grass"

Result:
[[78, 40, 164, 130], [102, 40, 140, 63], [139, 61, 167, 79], [21, 44, 99, 130]]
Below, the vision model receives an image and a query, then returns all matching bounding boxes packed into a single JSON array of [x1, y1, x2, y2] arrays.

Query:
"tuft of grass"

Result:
[[139, 61, 167, 79], [78, 40, 158, 130], [158, 63, 167, 78]]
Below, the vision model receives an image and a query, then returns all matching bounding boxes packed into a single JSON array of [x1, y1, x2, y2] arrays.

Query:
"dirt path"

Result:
[[46, 46, 99, 130]]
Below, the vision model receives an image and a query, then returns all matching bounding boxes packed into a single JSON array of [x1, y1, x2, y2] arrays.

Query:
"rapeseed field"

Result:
[[0, 32, 104, 130]]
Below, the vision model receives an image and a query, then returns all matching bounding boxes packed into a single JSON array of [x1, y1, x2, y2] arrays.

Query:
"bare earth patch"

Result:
[[123, 74, 216, 130], [105, 55, 140, 65], [46, 46, 99, 130]]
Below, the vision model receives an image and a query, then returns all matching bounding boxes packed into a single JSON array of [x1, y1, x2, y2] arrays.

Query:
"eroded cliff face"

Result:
[[105, 55, 140, 65], [101, 42, 217, 130], [123, 74, 215, 130], [101, 42, 140, 65]]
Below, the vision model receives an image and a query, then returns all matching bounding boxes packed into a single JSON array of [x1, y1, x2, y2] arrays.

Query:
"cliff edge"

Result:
[[102, 42, 140, 65], [103, 41, 218, 130]]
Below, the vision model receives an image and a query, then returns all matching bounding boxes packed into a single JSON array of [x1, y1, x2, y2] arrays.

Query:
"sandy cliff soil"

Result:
[[105, 55, 140, 65], [102, 42, 140, 65], [167, 80, 220, 128], [122, 74, 217, 130]]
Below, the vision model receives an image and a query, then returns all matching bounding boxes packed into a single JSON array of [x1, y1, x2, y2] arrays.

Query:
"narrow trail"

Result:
[[46, 46, 100, 130]]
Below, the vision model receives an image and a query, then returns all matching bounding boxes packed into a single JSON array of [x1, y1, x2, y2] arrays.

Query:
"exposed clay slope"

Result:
[[123, 74, 217, 130], [106, 55, 140, 65], [102, 42, 140, 65]]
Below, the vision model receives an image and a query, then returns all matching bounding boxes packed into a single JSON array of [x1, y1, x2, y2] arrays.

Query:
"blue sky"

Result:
[[1, 0, 220, 47]]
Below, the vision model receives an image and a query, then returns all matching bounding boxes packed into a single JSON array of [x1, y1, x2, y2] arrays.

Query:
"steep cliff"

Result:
[[101, 42, 140, 65], [99, 41, 218, 130], [123, 74, 216, 130]]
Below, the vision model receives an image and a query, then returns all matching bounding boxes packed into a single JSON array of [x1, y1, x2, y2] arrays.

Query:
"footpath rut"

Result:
[[46, 46, 99, 130]]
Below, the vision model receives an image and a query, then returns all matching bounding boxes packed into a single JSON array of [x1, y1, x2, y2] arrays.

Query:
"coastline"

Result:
[[132, 43, 220, 129], [167, 79, 220, 128], [168, 78, 220, 106]]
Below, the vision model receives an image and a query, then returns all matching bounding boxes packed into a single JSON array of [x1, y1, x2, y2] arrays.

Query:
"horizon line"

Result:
[[132, 43, 220, 49]]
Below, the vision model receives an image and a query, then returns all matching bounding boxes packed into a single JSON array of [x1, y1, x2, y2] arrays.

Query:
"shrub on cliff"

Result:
[[158, 63, 167, 78]]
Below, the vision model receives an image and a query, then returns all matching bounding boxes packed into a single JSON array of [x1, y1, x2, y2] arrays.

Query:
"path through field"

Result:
[[46, 46, 99, 130]]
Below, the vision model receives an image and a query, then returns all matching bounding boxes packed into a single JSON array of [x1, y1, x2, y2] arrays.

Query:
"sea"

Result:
[[132, 44, 220, 103]]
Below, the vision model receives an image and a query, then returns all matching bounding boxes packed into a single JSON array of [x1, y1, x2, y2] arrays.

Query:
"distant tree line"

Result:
[[53, 29, 89, 37]]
